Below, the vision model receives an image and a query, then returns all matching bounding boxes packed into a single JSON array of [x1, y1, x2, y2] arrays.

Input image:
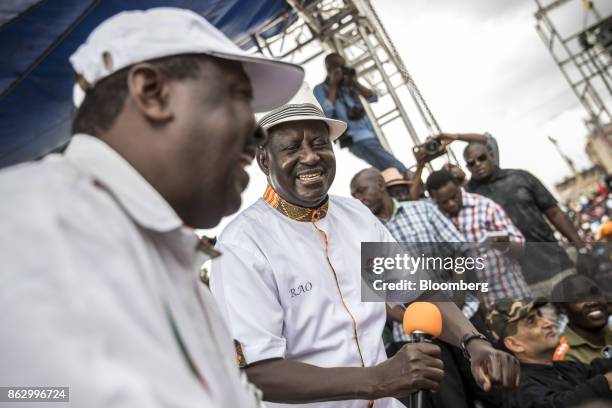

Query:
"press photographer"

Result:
[[314, 52, 409, 175]]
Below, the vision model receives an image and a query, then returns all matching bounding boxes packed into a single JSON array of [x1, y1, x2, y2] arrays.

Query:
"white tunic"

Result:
[[0, 135, 259, 408], [210, 196, 403, 408]]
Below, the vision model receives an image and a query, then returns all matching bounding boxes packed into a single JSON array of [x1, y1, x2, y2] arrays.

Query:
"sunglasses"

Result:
[[466, 154, 488, 168]]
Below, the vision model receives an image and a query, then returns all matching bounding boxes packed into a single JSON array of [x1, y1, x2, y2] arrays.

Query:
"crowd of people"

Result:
[[1, 7, 610, 408]]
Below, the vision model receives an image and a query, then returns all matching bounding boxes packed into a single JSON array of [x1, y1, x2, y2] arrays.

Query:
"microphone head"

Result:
[[403, 302, 443, 338]]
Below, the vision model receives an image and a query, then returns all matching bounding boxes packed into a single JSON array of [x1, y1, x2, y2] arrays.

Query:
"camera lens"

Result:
[[424, 140, 440, 153]]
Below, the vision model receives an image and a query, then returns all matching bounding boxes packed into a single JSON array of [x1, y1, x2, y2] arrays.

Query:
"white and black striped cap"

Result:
[[255, 82, 347, 141]]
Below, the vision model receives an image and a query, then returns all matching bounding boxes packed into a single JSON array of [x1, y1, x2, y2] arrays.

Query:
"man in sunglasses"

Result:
[[463, 141, 585, 297]]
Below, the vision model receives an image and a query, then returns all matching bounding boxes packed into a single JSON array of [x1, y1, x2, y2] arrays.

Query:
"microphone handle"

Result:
[[410, 331, 432, 343], [410, 390, 425, 408], [407, 331, 433, 408]]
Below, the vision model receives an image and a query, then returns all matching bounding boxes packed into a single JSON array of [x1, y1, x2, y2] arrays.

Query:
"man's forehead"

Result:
[[436, 181, 458, 195], [356, 169, 383, 185], [465, 143, 488, 158], [270, 120, 328, 136], [517, 309, 540, 325], [326, 54, 344, 66]]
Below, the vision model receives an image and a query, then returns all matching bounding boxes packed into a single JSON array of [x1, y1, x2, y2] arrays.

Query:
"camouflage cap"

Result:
[[486, 297, 548, 341]]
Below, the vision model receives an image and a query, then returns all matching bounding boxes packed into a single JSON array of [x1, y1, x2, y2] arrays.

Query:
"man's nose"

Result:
[[299, 144, 319, 165]]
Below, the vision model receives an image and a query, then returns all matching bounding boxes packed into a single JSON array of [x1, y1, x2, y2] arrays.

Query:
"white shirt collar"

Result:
[[64, 134, 183, 233]]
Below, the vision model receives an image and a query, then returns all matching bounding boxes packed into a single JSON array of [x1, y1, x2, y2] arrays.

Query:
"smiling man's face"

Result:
[[562, 277, 608, 332], [258, 119, 335, 208], [508, 309, 560, 358]]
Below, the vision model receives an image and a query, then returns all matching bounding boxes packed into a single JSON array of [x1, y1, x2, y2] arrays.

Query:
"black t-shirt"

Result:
[[467, 168, 573, 284], [507, 359, 612, 408]]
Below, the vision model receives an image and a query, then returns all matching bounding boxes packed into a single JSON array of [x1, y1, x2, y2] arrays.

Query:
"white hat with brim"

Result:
[[256, 82, 347, 141], [70, 7, 304, 112]]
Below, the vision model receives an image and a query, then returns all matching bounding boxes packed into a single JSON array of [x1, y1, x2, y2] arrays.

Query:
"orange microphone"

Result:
[[403, 301, 443, 342], [403, 302, 443, 408]]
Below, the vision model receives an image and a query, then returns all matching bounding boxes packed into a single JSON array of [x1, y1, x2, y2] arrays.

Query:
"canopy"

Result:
[[0, 0, 291, 168]]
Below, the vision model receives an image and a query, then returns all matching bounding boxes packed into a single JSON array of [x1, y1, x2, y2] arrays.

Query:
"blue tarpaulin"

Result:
[[0, 0, 292, 168]]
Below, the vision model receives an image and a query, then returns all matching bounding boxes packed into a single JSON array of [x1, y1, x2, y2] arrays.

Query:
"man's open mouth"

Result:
[[586, 308, 605, 319], [297, 170, 324, 185]]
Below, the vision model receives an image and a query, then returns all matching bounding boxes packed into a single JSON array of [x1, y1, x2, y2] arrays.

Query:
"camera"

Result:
[[412, 137, 446, 162], [346, 105, 366, 120]]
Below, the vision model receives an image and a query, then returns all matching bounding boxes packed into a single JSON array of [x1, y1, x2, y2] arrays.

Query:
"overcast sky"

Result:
[[201, 0, 612, 237]]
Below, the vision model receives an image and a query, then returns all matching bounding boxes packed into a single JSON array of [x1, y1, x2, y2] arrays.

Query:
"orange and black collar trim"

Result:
[[263, 185, 328, 222]]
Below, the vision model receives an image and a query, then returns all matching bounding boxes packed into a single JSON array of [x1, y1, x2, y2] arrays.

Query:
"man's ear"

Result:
[[127, 63, 173, 123], [257, 146, 270, 176], [503, 336, 524, 354]]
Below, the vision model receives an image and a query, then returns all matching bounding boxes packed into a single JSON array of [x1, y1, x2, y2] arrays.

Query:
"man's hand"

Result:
[[467, 339, 520, 391], [329, 67, 344, 87], [370, 342, 444, 399], [413, 146, 429, 165], [435, 133, 458, 144]]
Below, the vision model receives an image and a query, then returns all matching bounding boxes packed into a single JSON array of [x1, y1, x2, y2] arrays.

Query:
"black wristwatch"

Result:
[[460, 332, 489, 360]]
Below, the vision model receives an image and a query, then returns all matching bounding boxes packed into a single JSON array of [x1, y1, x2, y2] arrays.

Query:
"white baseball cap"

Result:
[[70, 7, 304, 112], [255, 82, 347, 141]]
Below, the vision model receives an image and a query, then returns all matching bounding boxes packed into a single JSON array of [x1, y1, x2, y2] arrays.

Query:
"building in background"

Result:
[[586, 122, 612, 173]]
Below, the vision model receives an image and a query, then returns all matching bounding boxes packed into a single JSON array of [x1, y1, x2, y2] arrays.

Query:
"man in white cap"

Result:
[[0, 8, 303, 407], [210, 83, 521, 408]]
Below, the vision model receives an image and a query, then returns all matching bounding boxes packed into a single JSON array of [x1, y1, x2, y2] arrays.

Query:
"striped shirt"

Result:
[[381, 199, 465, 244], [451, 191, 531, 308]]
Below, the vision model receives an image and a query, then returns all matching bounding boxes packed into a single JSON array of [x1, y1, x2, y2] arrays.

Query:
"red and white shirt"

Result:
[[451, 191, 531, 307]]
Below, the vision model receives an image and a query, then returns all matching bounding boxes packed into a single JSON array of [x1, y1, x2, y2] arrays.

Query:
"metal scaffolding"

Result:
[[239, 0, 456, 164], [534, 0, 612, 132]]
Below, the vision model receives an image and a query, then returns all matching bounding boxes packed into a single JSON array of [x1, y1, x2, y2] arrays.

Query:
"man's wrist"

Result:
[[463, 335, 491, 360], [358, 365, 382, 400]]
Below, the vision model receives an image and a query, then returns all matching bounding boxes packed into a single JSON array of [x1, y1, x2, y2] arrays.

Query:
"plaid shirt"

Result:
[[451, 191, 531, 308], [380, 200, 480, 342], [381, 199, 465, 243]]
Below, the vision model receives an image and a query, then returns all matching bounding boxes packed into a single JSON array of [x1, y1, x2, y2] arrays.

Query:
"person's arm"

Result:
[[436, 132, 499, 165], [428, 301, 521, 391], [313, 83, 338, 119], [487, 199, 525, 258], [437, 132, 487, 144], [386, 303, 404, 323], [410, 148, 428, 200], [351, 78, 376, 101], [544, 206, 584, 247], [245, 343, 444, 403], [518, 170, 584, 248]]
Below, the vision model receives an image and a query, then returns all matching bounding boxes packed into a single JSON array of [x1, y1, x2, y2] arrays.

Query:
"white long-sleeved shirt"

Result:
[[0, 134, 258, 408]]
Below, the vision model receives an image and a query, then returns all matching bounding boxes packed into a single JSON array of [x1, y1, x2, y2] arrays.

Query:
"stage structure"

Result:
[[240, 0, 457, 164], [535, 0, 612, 132]]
